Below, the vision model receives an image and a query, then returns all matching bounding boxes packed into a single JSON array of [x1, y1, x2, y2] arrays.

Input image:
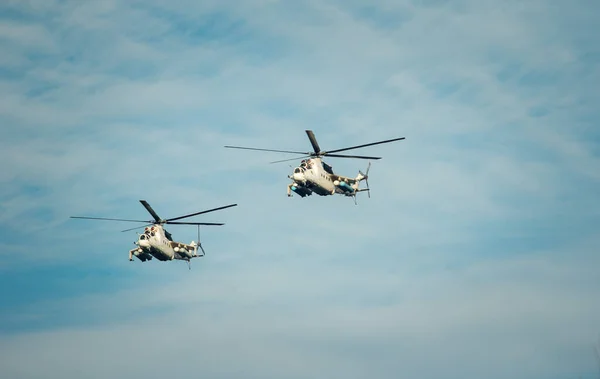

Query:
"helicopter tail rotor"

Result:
[[187, 226, 206, 271], [357, 162, 371, 198], [193, 225, 206, 257]]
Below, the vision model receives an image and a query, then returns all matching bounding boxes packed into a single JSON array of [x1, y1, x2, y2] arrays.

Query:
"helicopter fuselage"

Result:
[[287, 157, 365, 198], [129, 225, 198, 262]]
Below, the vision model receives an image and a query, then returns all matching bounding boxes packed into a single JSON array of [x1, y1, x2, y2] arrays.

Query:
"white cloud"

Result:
[[1, 248, 599, 379]]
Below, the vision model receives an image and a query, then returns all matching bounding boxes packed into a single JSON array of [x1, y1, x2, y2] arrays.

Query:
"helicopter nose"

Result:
[[138, 235, 150, 248]]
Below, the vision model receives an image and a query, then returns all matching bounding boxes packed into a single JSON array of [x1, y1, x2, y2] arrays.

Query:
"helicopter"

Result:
[[224, 130, 405, 203], [70, 200, 237, 269]]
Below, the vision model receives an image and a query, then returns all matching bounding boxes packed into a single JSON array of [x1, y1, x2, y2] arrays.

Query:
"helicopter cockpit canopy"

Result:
[[142, 226, 155, 237], [322, 161, 333, 174]]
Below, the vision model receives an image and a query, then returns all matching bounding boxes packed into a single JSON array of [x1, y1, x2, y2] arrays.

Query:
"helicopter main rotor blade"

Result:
[[324, 137, 406, 154], [140, 200, 161, 222], [224, 145, 309, 155], [165, 203, 238, 222], [167, 221, 225, 226], [121, 224, 153, 232], [70, 216, 150, 223], [269, 155, 311, 164], [323, 154, 382, 160], [305, 130, 321, 155]]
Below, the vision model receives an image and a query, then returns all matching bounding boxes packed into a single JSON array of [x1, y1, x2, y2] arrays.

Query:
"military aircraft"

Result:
[[70, 200, 237, 269], [225, 130, 405, 203]]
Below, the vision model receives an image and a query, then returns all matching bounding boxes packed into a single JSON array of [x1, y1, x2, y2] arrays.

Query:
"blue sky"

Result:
[[1, 0, 599, 378]]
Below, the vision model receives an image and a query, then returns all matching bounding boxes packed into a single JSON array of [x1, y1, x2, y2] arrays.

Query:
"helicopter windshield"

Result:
[[322, 162, 333, 174]]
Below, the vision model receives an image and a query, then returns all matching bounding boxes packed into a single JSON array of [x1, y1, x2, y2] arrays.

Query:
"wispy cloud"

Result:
[[0, 0, 599, 378]]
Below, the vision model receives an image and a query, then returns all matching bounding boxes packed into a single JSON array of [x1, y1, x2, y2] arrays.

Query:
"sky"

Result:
[[0, 0, 599, 378]]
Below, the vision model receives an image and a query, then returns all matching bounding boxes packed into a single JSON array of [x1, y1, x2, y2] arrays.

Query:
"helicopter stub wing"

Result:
[[169, 240, 201, 259], [330, 174, 357, 184], [169, 241, 195, 250], [129, 248, 153, 262]]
